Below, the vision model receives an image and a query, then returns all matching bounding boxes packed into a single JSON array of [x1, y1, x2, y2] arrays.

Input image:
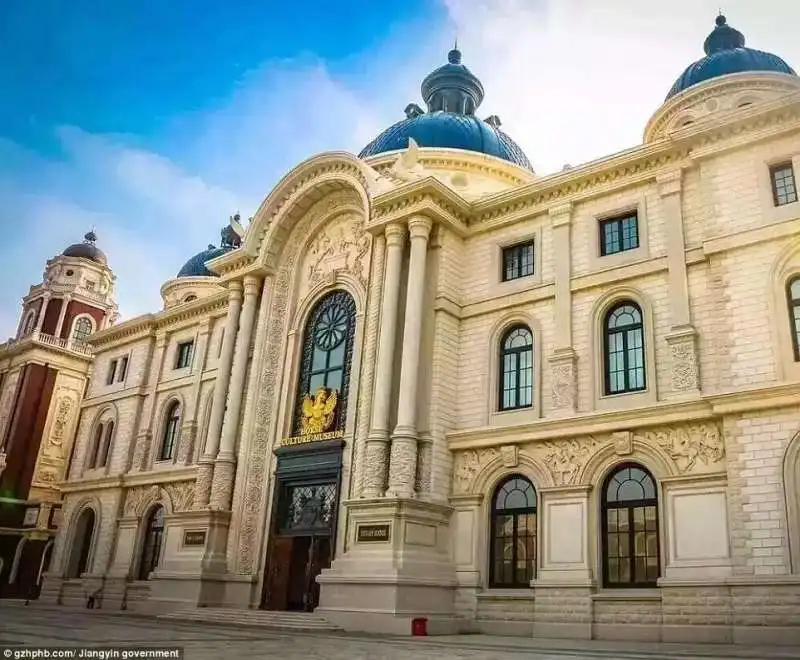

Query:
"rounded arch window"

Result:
[[66, 508, 96, 578], [293, 290, 356, 435], [71, 316, 93, 343], [159, 401, 181, 461], [138, 506, 165, 580], [498, 325, 533, 411], [601, 463, 660, 588], [786, 276, 800, 361], [603, 301, 646, 395], [489, 475, 537, 588], [183, 295, 197, 303]]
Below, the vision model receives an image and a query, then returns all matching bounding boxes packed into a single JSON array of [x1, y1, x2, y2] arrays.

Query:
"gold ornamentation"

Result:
[[301, 387, 338, 435]]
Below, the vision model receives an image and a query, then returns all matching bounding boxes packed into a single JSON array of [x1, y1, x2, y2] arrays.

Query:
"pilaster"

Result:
[[658, 170, 701, 396], [35, 292, 51, 332], [178, 320, 211, 465], [133, 332, 168, 472]]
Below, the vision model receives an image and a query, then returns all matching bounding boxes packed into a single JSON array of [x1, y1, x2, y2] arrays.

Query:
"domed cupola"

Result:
[[176, 217, 243, 278], [359, 46, 532, 170], [666, 14, 796, 100], [62, 231, 107, 265]]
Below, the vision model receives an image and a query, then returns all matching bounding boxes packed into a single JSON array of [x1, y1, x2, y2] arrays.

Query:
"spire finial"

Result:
[[84, 228, 97, 244], [704, 11, 744, 54]]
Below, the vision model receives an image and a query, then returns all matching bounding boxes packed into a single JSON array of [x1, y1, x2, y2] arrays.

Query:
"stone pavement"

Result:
[[1, 603, 800, 660]]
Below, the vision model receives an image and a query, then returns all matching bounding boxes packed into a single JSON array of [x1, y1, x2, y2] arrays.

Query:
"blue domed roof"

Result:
[[177, 245, 232, 278], [666, 15, 796, 100], [359, 47, 532, 170], [176, 220, 244, 278]]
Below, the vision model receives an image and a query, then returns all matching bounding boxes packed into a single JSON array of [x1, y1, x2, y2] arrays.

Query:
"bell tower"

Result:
[[0, 231, 116, 599]]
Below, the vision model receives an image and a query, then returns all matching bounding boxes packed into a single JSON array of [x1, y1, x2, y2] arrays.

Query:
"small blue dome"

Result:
[[359, 47, 532, 170], [176, 245, 233, 278], [666, 15, 796, 100]]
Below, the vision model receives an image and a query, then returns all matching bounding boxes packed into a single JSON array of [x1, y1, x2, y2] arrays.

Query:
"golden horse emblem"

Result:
[[300, 387, 338, 435]]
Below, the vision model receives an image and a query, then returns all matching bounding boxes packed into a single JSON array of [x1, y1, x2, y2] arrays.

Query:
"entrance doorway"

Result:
[[264, 534, 331, 611], [260, 438, 344, 612]]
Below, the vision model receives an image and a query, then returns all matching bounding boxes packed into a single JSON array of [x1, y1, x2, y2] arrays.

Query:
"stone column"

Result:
[[194, 282, 243, 508], [35, 293, 51, 333], [386, 215, 432, 498], [54, 295, 71, 338], [362, 223, 406, 498], [209, 275, 261, 510], [659, 169, 700, 395]]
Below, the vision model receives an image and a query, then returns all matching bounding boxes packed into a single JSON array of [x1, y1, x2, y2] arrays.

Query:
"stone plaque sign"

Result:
[[356, 523, 390, 543], [182, 529, 207, 547]]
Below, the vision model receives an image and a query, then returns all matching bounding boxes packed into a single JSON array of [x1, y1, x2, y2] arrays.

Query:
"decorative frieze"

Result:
[[666, 328, 701, 394], [453, 448, 499, 494], [123, 484, 161, 518], [549, 350, 578, 414], [163, 480, 196, 512]]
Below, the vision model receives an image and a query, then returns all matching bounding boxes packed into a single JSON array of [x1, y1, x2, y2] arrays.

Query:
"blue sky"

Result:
[[1, 0, 799, 337]]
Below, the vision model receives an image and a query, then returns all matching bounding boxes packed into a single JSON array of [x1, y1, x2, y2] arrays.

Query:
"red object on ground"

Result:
[[411, 617, 428, 636]]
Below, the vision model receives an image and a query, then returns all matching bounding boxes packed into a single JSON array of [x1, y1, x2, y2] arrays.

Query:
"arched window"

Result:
[[601, 463, 660, 588], [603, 302, 646, 395], [159, 402, 180, 461], [66, 508, 95, 578], [89, 424, 104, 468], [22, 311, 36, 335], [489, 475, 537, 588], [183, 295, 197, 303], [71, 317, 93, 344], [137, 506, 165, 580], [499, 325, 533, 411], [99, 421, 114, 467], [787, 277, 800, 361], [293, 290, 357, 434]]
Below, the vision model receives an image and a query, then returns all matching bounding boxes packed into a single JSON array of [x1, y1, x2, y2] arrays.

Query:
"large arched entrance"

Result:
[[260, 290, 355, 611]]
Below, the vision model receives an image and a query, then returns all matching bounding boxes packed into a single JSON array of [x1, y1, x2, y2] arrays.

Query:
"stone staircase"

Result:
[[158, 607, 341, 632]]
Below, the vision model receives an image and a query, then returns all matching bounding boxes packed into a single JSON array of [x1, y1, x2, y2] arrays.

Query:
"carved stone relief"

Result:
[[613, 431, 633, 456], [453, 448, 499, 494], [540, 437, 604, 486], [0, 370, 21, 441], [551, 361, 578, 412], [668, 335, 700, 393], [163, 480, 195, 512], [236, 191, 362, 575], [637, 422, 724, 473], [302, 212, 371, 296], [123, 484, 161, 518], [500, 445, 519, 468]]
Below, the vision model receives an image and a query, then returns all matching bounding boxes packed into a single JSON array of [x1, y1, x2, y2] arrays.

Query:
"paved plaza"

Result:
[[1, 604, 800, 660]]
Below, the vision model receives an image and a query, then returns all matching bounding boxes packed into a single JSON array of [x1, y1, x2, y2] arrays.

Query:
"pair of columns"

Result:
[[194, 275, 262, 510], [363, 215, 433, 499]]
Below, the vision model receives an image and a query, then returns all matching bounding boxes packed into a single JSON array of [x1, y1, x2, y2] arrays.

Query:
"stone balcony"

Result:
[[0, 330, 93, 358]]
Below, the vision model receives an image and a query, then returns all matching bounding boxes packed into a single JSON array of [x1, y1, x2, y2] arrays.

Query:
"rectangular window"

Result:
[[175, 341, 194, 369], [117, 356, 128, 382], [770, 162, 798, 207], [600, 212, 639, 256], [106, 360, 117, 385], [501, 241, 535, 282]]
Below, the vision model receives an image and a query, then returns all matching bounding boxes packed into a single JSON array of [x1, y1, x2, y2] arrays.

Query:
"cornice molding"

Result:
[[90, 291, 229, 349], [448, 380, 800, 451], [60, 465, 197, 493]]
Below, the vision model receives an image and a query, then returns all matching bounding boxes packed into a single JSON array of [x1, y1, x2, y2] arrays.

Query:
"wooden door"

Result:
[[305, 536, 332, 611], [262, 536, 293, 610]]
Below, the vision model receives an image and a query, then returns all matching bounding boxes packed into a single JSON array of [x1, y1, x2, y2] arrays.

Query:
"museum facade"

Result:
[[15, 14, 800, 645]]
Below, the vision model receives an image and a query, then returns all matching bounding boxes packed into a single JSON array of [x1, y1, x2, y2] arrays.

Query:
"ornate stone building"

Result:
[[38, 14, 800, 646], [0, 231, 117, 599]]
